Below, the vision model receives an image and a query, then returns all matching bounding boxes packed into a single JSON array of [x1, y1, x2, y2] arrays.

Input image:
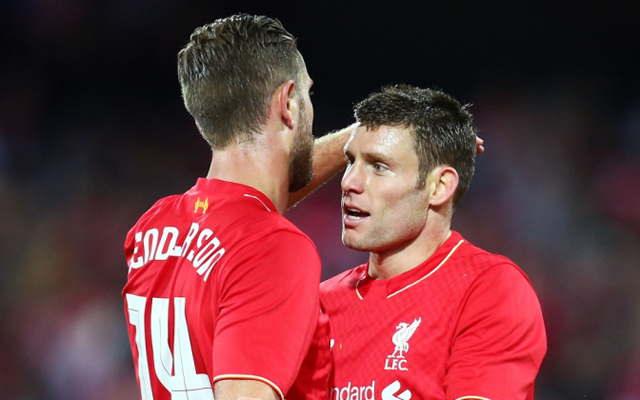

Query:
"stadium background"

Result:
[[1, 0, 639, 399]]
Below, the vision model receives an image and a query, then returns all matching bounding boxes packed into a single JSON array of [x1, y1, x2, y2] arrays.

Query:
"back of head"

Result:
[[354, 85, 477, 206], [178, 14, 302, 149]]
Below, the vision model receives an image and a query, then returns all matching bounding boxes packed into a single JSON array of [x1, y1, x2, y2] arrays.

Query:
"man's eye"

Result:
[[373, 163, 387, 172]]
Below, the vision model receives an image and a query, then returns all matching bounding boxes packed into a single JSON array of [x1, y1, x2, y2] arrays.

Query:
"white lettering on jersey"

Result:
[[330, 381, 375, 400], [126, 294, 214, 399], [156, 227, 181, 260], [128, 223, 226, 282], [144, 228, 159, 265], [384, 318, 421, 371], [329, 381, 413, 399], [130, 232, 145, 270], [182, 223, 200, 259]]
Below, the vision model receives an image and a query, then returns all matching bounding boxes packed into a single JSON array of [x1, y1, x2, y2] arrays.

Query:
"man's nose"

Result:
[[341, 162, 364, 194]]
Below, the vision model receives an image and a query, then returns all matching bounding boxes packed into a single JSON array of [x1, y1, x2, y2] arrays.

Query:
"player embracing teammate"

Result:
[[123, 14, 545, 400]]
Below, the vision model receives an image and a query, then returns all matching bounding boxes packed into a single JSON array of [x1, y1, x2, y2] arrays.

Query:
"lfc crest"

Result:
[[384, 318, 421, 371]]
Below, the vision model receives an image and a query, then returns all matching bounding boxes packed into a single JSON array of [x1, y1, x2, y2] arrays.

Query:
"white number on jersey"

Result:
[[126, 294, 214, 400]]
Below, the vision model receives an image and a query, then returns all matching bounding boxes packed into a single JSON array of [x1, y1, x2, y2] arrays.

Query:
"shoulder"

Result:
[[243, 212, 318, 255], [200, 188, 319, 260], [320, 265, 366, 295], [227, 192, 313, 242], [454, 237, 532, 284], [442, 235, 540, 312], [451, 239, 542, 321], [126, 194, 181, 239], [218, 212, 321, 281], [138, 194, 181, 224]]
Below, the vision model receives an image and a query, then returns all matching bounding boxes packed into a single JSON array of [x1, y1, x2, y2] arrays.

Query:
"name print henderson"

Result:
[[128, 220, 226, 282]]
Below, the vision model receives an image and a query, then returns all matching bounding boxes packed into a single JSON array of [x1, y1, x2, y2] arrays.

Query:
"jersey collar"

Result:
[[355, 231, 465, 300], [191, 178, 276, 213]]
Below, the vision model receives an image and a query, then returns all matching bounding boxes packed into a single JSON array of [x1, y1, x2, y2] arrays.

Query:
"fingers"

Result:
[[476, 136, 484, 155]]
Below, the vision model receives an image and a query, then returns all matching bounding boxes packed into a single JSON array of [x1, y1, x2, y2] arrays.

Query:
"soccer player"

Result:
[[123, 15, 351, 400], [321, 85, 547, 400]]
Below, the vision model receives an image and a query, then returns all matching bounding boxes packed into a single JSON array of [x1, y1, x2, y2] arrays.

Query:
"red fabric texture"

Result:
[[320, 231, 546, 400]]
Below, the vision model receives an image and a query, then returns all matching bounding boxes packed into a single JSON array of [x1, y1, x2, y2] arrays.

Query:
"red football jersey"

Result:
[[123, 178, 323, 400], [320, 231, 546, 400]]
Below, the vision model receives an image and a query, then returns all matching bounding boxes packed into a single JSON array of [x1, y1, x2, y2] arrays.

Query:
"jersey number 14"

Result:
[[126, 294, 214, 400]]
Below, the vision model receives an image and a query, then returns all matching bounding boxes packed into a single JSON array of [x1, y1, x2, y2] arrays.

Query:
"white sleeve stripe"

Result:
[[455, 396, 492, 400]]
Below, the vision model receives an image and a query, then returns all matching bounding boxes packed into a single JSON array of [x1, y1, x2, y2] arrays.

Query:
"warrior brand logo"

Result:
[[384, 318, 421, 371], [194, 197, 209, 214]]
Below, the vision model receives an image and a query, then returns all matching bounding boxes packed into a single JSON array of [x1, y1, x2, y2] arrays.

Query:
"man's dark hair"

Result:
[[178, 14, 303, 149], [354, 85, 477, 206]]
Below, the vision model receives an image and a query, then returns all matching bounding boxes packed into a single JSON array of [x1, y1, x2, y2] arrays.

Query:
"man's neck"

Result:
[[206, 138, 290, 215], [368, 216, 452, 280]]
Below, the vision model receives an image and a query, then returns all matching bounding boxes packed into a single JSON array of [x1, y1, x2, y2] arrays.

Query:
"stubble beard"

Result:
[[288, 105, 314, 192], [342, 226, 378, 252], [342, 202, 428, 254]]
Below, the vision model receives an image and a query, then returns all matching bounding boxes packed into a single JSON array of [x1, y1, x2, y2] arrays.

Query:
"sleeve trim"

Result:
[[213, 374, 284, 400]]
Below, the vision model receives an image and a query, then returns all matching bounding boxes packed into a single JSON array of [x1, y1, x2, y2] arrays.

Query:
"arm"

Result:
[[287, 124, 357, 208], [237, 398, 272, 400], [215, 381, 278, 400]]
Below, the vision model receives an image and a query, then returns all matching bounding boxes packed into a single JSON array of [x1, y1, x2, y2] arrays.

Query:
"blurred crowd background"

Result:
[[1, 1, 639, 399]]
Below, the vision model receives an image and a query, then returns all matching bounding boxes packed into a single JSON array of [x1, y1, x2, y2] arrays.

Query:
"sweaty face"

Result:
[[341, 125, 431, 253], [288, 70, 315, 192]]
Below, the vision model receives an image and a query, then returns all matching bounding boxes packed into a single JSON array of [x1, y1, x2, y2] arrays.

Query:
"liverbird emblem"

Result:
[[194, 197, 209, 214], [389, 318, 422, 359]]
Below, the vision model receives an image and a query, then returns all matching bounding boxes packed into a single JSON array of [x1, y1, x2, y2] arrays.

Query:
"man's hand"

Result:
[[476, 136, 484, 154]]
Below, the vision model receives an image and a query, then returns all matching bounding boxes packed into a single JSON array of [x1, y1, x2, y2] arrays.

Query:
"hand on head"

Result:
[[476, 136, 484, 154]]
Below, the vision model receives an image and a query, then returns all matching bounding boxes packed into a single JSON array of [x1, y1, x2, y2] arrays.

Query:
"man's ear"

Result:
[[428, 166, 459, 207], [277, 79, 297, 130]]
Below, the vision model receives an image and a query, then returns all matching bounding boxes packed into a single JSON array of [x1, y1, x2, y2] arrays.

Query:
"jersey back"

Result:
[[123, 178, 322, 400]]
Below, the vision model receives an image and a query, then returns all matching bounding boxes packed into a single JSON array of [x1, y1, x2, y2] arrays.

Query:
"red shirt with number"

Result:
[[123, 178, 324, 400], [320, 231, 547, 400]]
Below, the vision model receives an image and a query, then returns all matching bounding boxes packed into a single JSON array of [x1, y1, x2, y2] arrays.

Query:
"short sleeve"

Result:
[[212, 228, 322, 399], [445, 263, 547, 400], [288, 307, 332, 400]]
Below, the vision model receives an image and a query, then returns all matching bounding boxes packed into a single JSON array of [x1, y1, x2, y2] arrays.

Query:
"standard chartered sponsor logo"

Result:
[[381, 381, 412, 400], [330, 381, 412, 400], [330, 381, 375, 400]]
